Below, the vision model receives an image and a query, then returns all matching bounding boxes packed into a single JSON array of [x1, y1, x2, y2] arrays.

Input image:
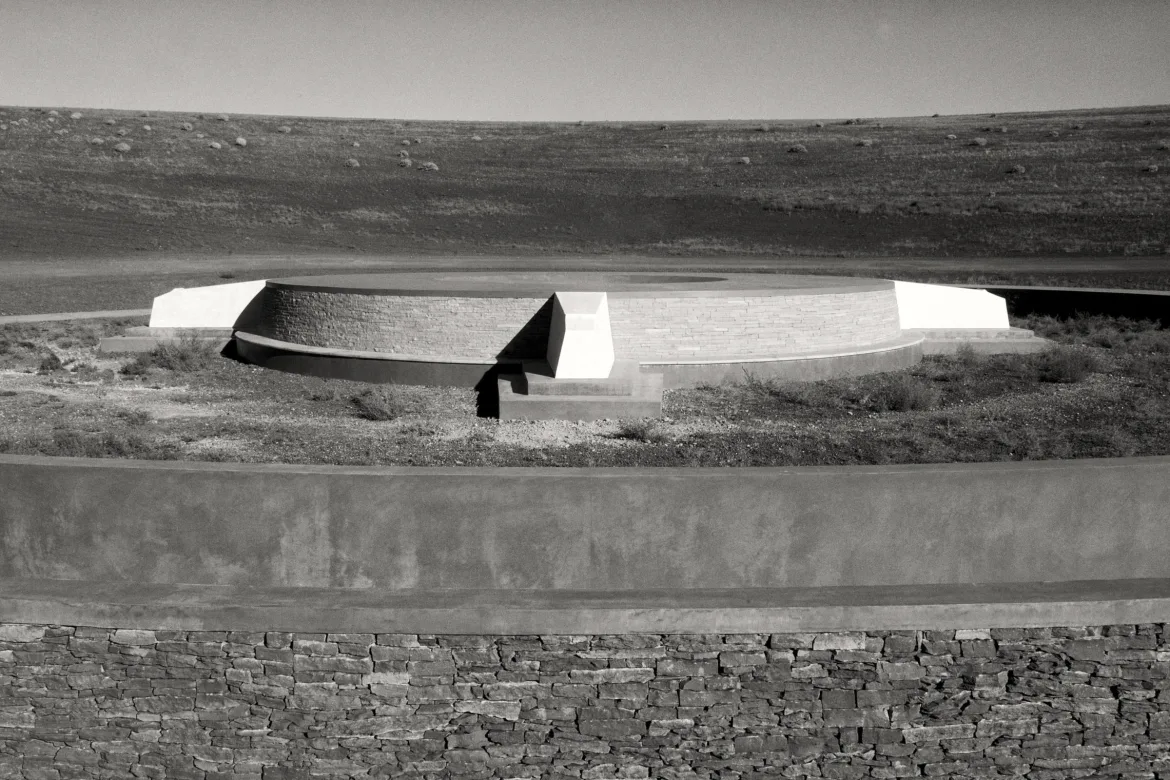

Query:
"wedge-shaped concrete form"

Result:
[[148, 279, 267, 329], [546, 291, 614, 379], [893, 280, 1009, 330]]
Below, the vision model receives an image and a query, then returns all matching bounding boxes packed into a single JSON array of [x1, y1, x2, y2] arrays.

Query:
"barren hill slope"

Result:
[[0, 104, 1167, 258]]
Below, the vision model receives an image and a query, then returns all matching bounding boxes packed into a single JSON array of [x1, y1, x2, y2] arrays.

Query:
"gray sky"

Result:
[[3, 0, 1168, 121]]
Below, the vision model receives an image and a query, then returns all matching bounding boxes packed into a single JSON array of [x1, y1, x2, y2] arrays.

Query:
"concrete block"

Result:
[[894, 281, 1009, 330], [497, 372, 663, 421], [546, 291, 614, 379], [149, 279, 267, 329]]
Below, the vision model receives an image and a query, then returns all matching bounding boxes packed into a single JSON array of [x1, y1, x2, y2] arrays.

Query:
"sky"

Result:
[[2, 0, 1168, 122]]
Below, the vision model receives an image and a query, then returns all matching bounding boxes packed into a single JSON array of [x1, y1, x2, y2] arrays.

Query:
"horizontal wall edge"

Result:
[[3, 578, 1169, 634]]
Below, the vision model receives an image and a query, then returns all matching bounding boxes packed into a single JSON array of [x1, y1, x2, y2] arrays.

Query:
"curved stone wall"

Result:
[[251, 288, 553, 360], [246, 274, 903, 364]]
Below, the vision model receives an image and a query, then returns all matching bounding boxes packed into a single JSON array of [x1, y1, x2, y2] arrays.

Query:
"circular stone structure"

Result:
[[234, 272, 924, 387]]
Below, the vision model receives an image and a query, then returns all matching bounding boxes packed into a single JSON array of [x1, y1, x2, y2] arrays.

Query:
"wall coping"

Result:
[[2, 578, 1168, 634]]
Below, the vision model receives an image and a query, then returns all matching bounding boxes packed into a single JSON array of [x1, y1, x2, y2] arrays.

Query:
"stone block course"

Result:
[[4, 623, 1170, 777]]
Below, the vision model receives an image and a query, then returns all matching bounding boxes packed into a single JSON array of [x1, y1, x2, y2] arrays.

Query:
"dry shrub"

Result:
[[614, 419, 668, 443], [871, 375, 942, 412], [120, 335, 219, 375], [1038, 346, 1098, 383], [351, 388, 408, 421]]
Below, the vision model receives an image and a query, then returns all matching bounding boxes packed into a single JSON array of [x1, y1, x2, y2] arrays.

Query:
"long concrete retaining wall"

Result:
[[2, 454, 1168, 593]]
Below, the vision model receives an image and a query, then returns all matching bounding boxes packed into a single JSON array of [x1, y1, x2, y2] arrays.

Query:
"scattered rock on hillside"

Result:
[[856, 139, 873, 147], [1158, 140, 1169, 151], [217, 114, 229, 121], [945, 134, 957, 140], [412, 138, 422, 144], [179, 122, 193, 131], [1072, 123, 1084, 130], [352, 141, 360, 147], [143, 125, 151, 131], [48, 110, 59, 117], [114, 142, 131, 153], [756, 124, 770, 132], [89, 137, 104, 145], [1145, 164, 1160, 173], [471, 135, 482, 141], [345, 158, 360, 168], [70, 112, 82, 120], [399, 158, 413, 167], [970, 137, 988, 147], [401, 139, 411, 146], [1007, 164, 1026, 174], [814, 122, 824, 128], [195, 133, 205, 138], [737, 157, 750, 165], [787, 144, 808, 153], [397, 150, 410, 158], [116, 129, 128, 136], [418, 161, 439, 171], [235, 137, 247, 146], [208, 142, 222, 149], [277, 125, 292, 133], [1048, 130, 1060, 138], [104, 119, 116, 126]]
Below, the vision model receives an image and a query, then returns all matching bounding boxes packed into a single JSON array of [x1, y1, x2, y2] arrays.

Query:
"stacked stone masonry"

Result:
[[3, 623, 1170, 779], [606, 291, 901, 361], [253, 291, 553, 360], [252, 288, 902, 363]]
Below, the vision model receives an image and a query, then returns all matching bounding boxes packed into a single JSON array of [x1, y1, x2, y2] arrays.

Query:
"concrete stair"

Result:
[[98, 326, 235, 354], [907, 327, 1049, 355], [498, 360, 664, 421]]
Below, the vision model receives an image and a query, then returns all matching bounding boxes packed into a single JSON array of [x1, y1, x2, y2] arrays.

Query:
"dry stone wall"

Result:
[[3, 623, 1170, 779], [607, 291, 901, 361]]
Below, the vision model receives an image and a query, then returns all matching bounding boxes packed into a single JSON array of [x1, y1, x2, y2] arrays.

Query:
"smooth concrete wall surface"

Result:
[[148, 279, 267, 329], [2, 454, 1169, 592], [893, 281, 1009, 330]]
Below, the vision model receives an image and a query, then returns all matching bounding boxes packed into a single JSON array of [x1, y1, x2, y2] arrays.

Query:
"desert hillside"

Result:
[[1, 104, 1167, 258]]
